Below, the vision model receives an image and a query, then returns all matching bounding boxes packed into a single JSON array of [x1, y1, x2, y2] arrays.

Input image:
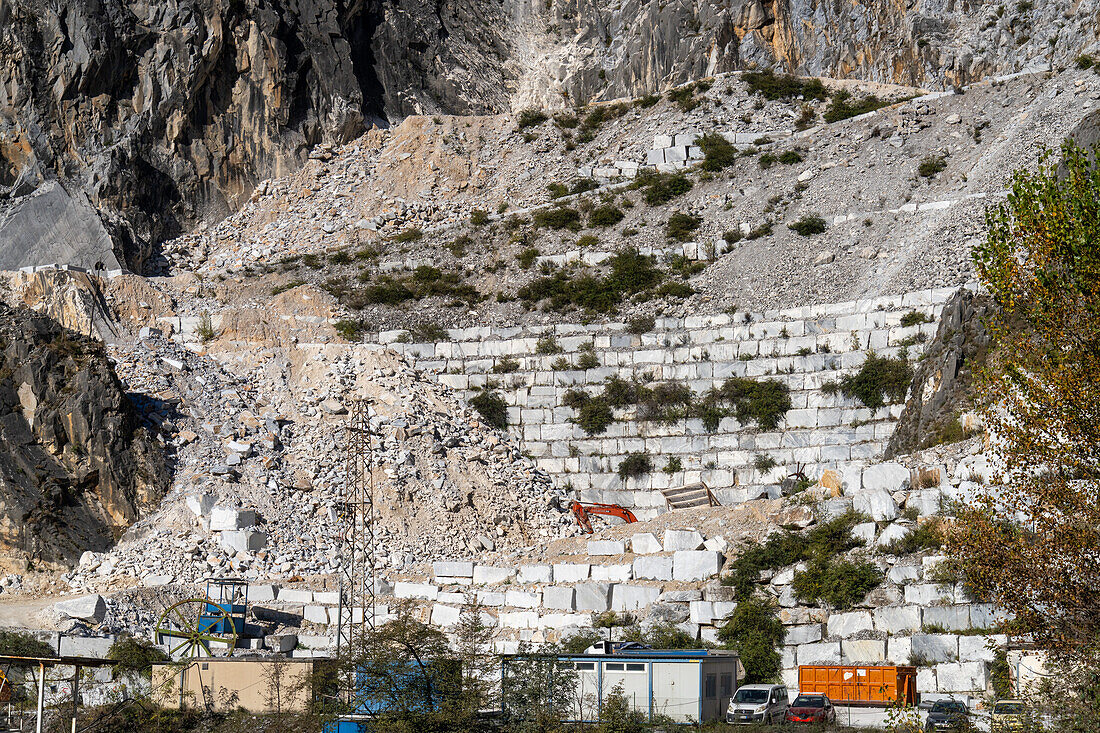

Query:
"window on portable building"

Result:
[[705, 674, 717, 699]]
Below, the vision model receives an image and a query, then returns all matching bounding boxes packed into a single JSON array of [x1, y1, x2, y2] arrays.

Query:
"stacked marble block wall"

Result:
[[376, 287, 959, 519]]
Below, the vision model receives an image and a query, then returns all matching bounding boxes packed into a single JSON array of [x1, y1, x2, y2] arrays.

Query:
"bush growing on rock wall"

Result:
[[719, 597, 787, 683], [698, 132, 737, 171], [470, 390, 508, 429], [723, 511, 871, 600], [517, 248, 666, 314], [626, 315, 656, 334], [333, 319, 367, 341], [899, 310, 933, 327], [617, 453, 653, 480], [837, 353, 914, 409], [791, 557, 883, 609], [880, 519, 945, 555], [0, 631, 53, 657]]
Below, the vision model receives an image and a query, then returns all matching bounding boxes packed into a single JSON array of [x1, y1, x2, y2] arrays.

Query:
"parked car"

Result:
[[924, 699, 971, 731], [991, 699, 1027, 731], [726, 683, 790, 725], [785, 692, 836, 725]]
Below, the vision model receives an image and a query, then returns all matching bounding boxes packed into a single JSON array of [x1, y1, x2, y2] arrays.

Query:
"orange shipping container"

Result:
[[798, 665, 917, 706]]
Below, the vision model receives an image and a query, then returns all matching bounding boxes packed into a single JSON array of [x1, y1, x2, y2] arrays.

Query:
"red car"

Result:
[[786, 693, 837, 725]]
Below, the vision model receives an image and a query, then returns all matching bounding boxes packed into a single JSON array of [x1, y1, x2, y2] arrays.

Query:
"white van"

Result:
[[726, 683, 790, 725]]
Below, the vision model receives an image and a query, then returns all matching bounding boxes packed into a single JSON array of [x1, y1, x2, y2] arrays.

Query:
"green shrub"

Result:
[[470, 390, 508, 429], [823, 90, 892, 123], [697, 132, 737, 171], [393, 227, 423, 243], [536, 336, 563, 354], [517, 248, 665, 314], [571, 178, 599, 195], [638, 172, 693, 206], [663, 456, 683, 474], [703, 377, 792, 430], [723, 230, 742, 245], [334, 319, 367, 341], [718, 597, 786, 683], [547, 182, 570, 199], [792, 557, 883, 609], [753, 454, 778, 473], [724, 511, 869, 600], [900, 310, 933, 327], [837, 353, 913, 409], [196, 312, 218, 342], [918, 155, 948, 178], [402, 322, 449, 342], [576, 344, 600, 370], [1076, 54, 1096, 70], [551, 356, 572, 371], [448, 235, 471, 256], [589, 204, 625, 227], [655, 281, 695, 299], [470, 209, 490, 226], [516, 247, 540, 269], [107, 636, 168, 679], [778, 150, 804, 164], [742, 69, 828, 101], [746, 222, 773, 239], [554, 113, 580, 129], [577, 234, 599, 248], [492, 357, 520, 373], [533, 207, 582, 230], [627, 315, 656, 334], [635, 94, 660, 108], [666, 212, 701, 241], [991, 649, 1012, 698], [618, 452, 653, 479], [517, 109, 548, 128], [881, 520, 945, 555], [0, 630, 54, 657], [788, 215, 827, 236], [759, 152, 777, 169], [576, 399, 615, 435]]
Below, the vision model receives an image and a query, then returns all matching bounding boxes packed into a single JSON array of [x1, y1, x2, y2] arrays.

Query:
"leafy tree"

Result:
[[501, 643, 578, 732], [719, 597, 786, 683], [106, 636, 168, 679], [450, 598, 498, 726], [598, 683, 647, 732], [951, 141, 1100, 664]]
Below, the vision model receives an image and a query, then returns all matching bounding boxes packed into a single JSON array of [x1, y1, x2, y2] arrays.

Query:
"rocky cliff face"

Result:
[[0, 303, 166, 567], [0, 0, 1095, 271]]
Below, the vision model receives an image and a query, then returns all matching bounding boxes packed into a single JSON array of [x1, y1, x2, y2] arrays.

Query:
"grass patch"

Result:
[[337, 267, 480, 308], [392, 227, 423, 243], [880, 520, 945, 555], [334, 319, 367, 341]]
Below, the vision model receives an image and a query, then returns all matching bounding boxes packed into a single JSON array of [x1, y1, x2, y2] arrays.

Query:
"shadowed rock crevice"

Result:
[[0, 302, 167, 567]]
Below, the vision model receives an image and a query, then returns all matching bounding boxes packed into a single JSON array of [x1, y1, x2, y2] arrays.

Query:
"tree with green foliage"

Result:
[[951, 142, 1100, 672], [501, 643, 578, 732], [106, 636, 169, 679], [698, 132, 737, 171], [598, 683, 647, 733], [719, 597, 786, 683]]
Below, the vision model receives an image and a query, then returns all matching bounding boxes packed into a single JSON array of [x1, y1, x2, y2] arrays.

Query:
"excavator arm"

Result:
[[570, 501, 638, 534]]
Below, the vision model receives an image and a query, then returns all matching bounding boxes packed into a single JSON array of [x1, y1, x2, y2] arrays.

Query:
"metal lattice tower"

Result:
[[336, 398, 376, 658]]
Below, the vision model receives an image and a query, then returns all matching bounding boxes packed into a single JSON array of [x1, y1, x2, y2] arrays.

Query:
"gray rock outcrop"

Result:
[[0, 303, 167, 567]]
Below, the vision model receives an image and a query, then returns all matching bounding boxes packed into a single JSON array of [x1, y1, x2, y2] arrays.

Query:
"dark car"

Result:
[[925, 699, 970, 731], [786, 693, 836, 725]]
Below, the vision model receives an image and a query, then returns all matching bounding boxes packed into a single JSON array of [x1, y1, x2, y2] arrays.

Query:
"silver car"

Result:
[[726, 683, 790, 725]]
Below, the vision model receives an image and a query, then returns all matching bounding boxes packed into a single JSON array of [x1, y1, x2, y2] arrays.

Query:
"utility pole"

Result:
[[334, 399, 377, 708]]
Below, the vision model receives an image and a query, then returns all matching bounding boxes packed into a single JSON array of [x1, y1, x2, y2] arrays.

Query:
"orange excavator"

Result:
[[570, 501, 638, 534]]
